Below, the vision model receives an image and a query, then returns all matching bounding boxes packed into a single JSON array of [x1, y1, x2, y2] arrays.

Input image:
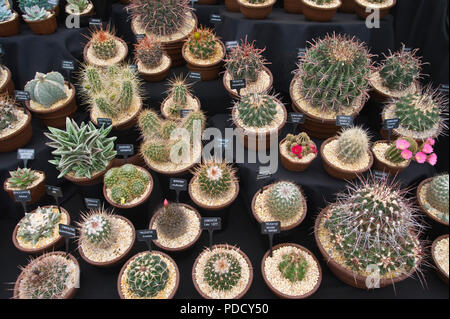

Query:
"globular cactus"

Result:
[[278, 252, 308, 283], [195, 161, 236, 197], [285, 132, 317, 159], [336, 126, 370, 164], [237, 92, 278, 128], [186, 27, 217, 60], [266, 181, 303, 220], [384, 137, 418, 164], [156, 200, 188, 238], [90, 29, 118, 60], [17, 206, 61, 245], [104, 164, 150, 204], [111, 185, 132, 204], [426, 174, 449, 214], [78, 208, 115, 248], [134, 36, 163, 69], [7, 168, 38, 189], [0, 95, 19, 133], [126, 253, 169, 298], [203, 252, 242, 291], [25, 72, 67, 108]]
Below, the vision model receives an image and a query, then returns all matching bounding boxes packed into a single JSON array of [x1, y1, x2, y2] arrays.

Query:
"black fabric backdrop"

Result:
[[0, 1, 448, 299]]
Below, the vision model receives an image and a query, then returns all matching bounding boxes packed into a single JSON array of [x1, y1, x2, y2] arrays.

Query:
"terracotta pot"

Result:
[[117, 250, 180, 299], [192, 244, 253, 299], [0, 109, 32, 153], [0, 11, 20, 37], [197, 0, 218, 3], [279, 137, 317, 172], [314, 206, 420, 289], [225, 0, 241, 11], [78, 215, 136, 267], [238, 0, 275, 19], [112, 152, 145, 168], [284, 0, 303, 13], [182, 41, 226, 81], [160, 94, 201, 119], [251, 184, 307, 232], [431, 235, 449, 285], [64, 160, 113, 186], [148, 203, 202, 252], [12, 205, 71, 254], [301, 0, 341, 22], [24, 12, 57, 35], [4, 169, 45, 204], [83, 37, 128, 67], [90, 96, 142, 131], [103, 166, 153, 209], [13, 251, 79, 299], [188, 177, 239, 211], [354, 0, 396, 19], [0, 65, 15, 95], [223, 66, 274, 99], [416, 177, 449, 227], [261, 243, 322, 299], [372, 140, 411, 175], [339, 0, 356, 12], [25, 82, 77, 129], [138, 53, 172, 82]]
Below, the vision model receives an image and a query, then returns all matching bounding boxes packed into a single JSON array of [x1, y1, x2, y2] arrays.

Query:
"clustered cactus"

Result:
[[426, 174, 449, 215], [236, 92, 278, 128], [25, 72, 67, 108], [156, 200, 188, 239], [294, 33, 372, 115], [336, 126, 370, 164], [78, 208, 115, 249], [0, 4, 13, 22], [104, 164, 150, 205], [194, 161, 236, 197], [186, 27, 218, 60], [17, 206, 61, 245], [7, 168, 38, 189], [90, 28, 118, 61], [166, 75, 193, 117], [285, 132, 318, 159], [323, 177, 424, 275], [278, 251, 308, 283], [0, 95, 19, 133], [45, 118, 117, 178], [134, 36, 164, 69], [126, 253, 169, 298], [204, 252, 242, 291], [384, 137, 418, 163], [266, 181, 303, 220]]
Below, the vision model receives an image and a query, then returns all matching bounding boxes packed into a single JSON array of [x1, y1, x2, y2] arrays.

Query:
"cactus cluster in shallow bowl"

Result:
[[204, 252, 242, 291], [17, 206, 62, 245], [426, 174, 449, 215], [266, 181, 303, 220], [134, 36, 164, 69], [7, 168, 38, 189], [236, 92, 278, 128], [25, 72, 68, 108], [194, 161, 237, 198], [186, 27, 218, 60], [335, 126, 370, 164]]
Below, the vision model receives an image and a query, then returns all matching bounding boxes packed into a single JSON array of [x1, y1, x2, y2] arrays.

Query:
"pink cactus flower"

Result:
[[396, 139, 410, 151], [426, 138, 435, 146], [401, 149, 413, 160], [291, 145, 302, 155], [422, 143, 434, 154], [415, 152, 427, 163], [427, 153, 437, 166], [310, 144, 318, 154]]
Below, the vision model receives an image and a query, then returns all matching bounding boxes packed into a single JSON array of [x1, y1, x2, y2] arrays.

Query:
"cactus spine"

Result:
[[426, 174, 449, 214], [336, 126, 370, 164], [25, 72, 67, 108], [204, 252, 242, 291], [78, 208, 115, 248], [91, 29, 118, 60], [166, 75, 192, 116], [278, 251, 308, 283], [195, 161, 236, 197], [134, 36, 163, 69], [187, 27, 217, 60], [237, 92, 278, 128], [266, 181, 303, 220]]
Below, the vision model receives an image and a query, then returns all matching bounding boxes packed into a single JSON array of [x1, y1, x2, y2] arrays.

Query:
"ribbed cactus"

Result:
[[90, 29, 118, 60], [0, 95, 19, 133], [141, 140, 172, 162], [17, 206, 61, 245], [166, 75, 192, 116], [138, 109, 162, 138], [266, 181, 302, 220], [104, 164, 150, 204], [181, 110, 206, 135], [195, 161, 236, 197], [187, 27, 217, 60], [7, 168, 38, 189], [294, 33, 372, 115], [237, 92, 278, 128], [285, 132, 317, 159], [278, 252, 308, 283], [156, 200, 188, 238], [426, 174, 449, 214], [25, 72, 67, 108], [384, 137, 418, 163], [134, 36, 163, 68], [336, 126, 370, 164], [126, 253, 169, 298], [204, 252, 242, 291], [78, 208, 115, 248]]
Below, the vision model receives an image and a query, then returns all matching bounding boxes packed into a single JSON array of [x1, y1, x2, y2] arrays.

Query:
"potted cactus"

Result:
[[370, 46, 422, 102], [0, 3, 19, 36], [417, 174, 449, 227], [354, 0, 396, 19], [4, 167, 45, 203], [301, 0, 341, 21], [223, 37, 272, 98], [138, 109, 206, 176], [315, 176, 424, 289], [83, 27, 128, 67], [14, 251, 79, 299], [103, 164, 153, 209], [24, 71, 77, 128], [279, 132, 318, 172], [371, 137, 415, 175], [77, 207, 136, 267], [65, 0, 94, 17], [232, 91, 287, 151], [291, 34, 373, 138], [237, 0, 276, 20], [251, 181, 307, 232], [0, 64, 14, 95], [182, 27, 226, 81], [118, 250, 180, 299], [128, 0, 197, 66], [134, 35, 171, 82], [45, 118, 117, 186], [320, 126, 373, 180], [12, 205, 71, 254], [80, 64, 143, 130], [160, 75, 201, 119], [261, 243, 322, 299], [431, 235, 449, 285], [0, 94, 32, 152], [189, 161, 239, 210], [19, 3, 57, 35], [192, 244, 253, 299], [149, 199, 201, 252], [284, 0, 303, 13]]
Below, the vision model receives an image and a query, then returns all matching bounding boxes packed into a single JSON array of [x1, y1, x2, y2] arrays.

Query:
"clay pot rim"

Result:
[[371, 139, 411, 169], [0, 108, 32, 142], [223, 66, 274, 99], [181, 40, 226, 69], [64, 160, 113, 185], [64, 2, 95, 16], [354, 0, 396, 10], [160, 94, 201, 119], [261, 243, 322, 299], [137, 52, 172, 77], [25, 82, 76, 115], [290, 76, 366, 124], [251, 183, 308, 231], [416, 177, 449, 227], [11, 205, 71, 254], [142, 145, 202, 176], [279, 137, 318, 166], [314, 206, 421, 288], [370, 71, 418, 100], [117, 250, 180, 299], [192, 244, 254, 299], [0, 65, 12, 92], [23, 10, 56, 24], [13, 251, 79, 299], [148, 203, 202, 252], [83, 37, 129, 68], [431, 234, 449, 281], [78, 215, 136, 267], [237, 0, 276, 8], [188, 176, 240, 210], [320, 136, 374, 175], [301, 0, 342, 10], [103, 165, 154, 209]]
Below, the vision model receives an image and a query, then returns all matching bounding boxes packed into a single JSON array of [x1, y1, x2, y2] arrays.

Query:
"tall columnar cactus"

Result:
[[134, 36, 163, 68], [17, 206, 61, 245], [78, 208, 115, 248], [126, 253, 169, 298], [186, 27, 218, 60], [204, 252, 242, 291], [128, 0, 192, 36], [426, 174, 449, 214], [384, 137, 418, 163], [7, 168, 38, 189], [0, 95, 19, 132], [104, 164, 150, 204], [90, 28, 118, 60], [237, 92, 278, 128], [294, 33, 372, 115], [25, 72, 68, 108], [224, 37, 268, 83], [266, 181, 302, 220], [323, 177, 424, 275], [166, 75, 192, 116], [195, 161, 236, 197], [278, 252, 308, 283], [157, 200, 188, 238], [336, 126, 370, 164]]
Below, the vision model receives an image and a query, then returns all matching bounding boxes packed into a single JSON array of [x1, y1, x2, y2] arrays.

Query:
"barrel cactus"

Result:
[[186, 27, 218, 60], [17, 206, 61, 245], [78, 208, 115, 249], [134, 36, 163, 69], [426, 174, 449, 214], [90, 28, 118, 60], [266, 181, 303, 220], [336, 126, 370, 164], [104, 164, 149, 204], [7, 168, 38, 189], [384, 137, 418, 164], [236, 92, 278, 128], [195, 161, 236, 197], [204, 252, 242, 291], [25, 72, 67, 108], [278, 251, 308, 283]]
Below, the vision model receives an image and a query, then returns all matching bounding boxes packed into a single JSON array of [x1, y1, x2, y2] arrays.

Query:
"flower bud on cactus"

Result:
[[78, 208, 115, 248], [134, 36, 163, 68], [195, 161, 236, 197], [90, 28, 118, 60], [336, 126, 370, 164], [156, 201, 188, 238], [426, 174, 449, 214], [266, 181, 303, 220], [237, 92, 278, 128], [187, 27, 218, 60], [25, 71, 67, 108], [278, 251, 308, 283], [203, 252, 242, 291]]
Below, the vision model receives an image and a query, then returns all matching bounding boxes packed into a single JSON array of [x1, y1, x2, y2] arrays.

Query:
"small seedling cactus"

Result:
[[266, 181, 303, 220], [384, 137, 418, 163], [17, 206, 61, 245], [186, 27, 218, 60], [78, 207, 115, 248], [426, 174, 449, 214], [25, 72, 67, 108], [7, 168, 38, 189], [336, 126, 370, 164], [156, 199, 188, 239], [203, 252, 242, 291], [90, 28, 118, 60], [194, 161, 236, 197], [278, 251, 308, 283], [285, 132, 318, 159], [0, 95, 19, 133], [236, 92, 278, 128], [134, 36, 163, 69]]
